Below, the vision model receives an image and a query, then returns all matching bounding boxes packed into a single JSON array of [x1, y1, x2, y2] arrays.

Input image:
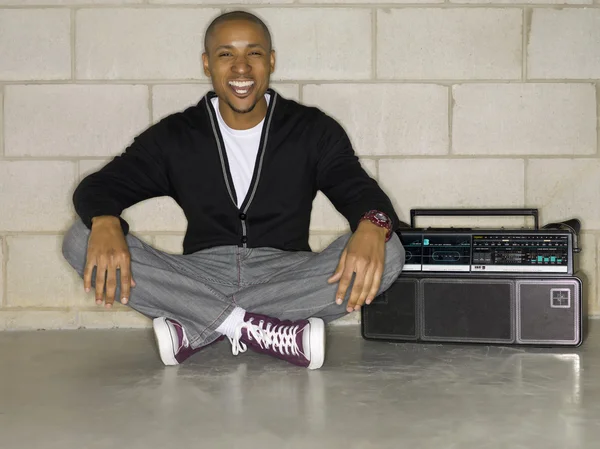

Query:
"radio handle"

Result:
[[409, 208, 539, 230]]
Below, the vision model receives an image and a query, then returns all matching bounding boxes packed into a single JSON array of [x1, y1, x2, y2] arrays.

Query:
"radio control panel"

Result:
[[398, 230, 572, 275]]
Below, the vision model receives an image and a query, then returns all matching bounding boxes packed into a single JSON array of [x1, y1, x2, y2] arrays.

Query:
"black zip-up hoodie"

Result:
[[73, 89, 400, 254]]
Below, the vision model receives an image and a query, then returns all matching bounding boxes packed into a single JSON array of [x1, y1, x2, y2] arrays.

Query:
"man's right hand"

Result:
[[84, 216, 135, 309]]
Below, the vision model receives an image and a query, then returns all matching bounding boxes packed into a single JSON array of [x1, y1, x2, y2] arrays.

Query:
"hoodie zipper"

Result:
[[206, 91, 278, 248]]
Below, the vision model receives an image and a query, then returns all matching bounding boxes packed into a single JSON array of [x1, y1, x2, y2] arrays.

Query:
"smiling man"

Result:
[[62, 11, 405, 370]]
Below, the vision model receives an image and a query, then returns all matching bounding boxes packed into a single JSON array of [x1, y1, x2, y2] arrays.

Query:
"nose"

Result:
[[231, 55, 251, 75]]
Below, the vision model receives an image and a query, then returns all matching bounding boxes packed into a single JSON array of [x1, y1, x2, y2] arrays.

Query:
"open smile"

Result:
[[228, 80, 255, 97]]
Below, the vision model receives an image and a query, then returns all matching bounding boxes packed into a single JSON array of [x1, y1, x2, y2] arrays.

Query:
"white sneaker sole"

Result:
[[153, 317, 178, 366], [307, 317, 325, 370]]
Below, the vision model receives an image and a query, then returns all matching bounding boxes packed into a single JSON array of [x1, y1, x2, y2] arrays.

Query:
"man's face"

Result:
[[202, 20, 275, 116]]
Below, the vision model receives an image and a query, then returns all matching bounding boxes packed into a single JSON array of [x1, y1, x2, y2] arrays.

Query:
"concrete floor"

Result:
[[1, 325, 599, 449]]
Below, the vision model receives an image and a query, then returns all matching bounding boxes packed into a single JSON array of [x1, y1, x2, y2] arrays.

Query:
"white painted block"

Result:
[[528, 9, 600, 79], [6, 236, 85, 308], [0, 162, 76, 232], [5, 85, 149, 157], [76, 8, 220, 80], [378, 8, 522, 80], [303, 84, 448, 156], [453, 84, 597, 155], [379, 159, 525, 227], [250, 8, 371, 80], [0, 9, 70, 80], [527, 159, 600, 229]]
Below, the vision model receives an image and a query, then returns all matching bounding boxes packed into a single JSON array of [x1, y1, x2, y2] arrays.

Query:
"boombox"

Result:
[[362, 209, 586, 347]]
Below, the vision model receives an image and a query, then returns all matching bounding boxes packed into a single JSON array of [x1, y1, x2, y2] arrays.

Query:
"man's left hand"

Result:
[[328, 220, 387, 312]]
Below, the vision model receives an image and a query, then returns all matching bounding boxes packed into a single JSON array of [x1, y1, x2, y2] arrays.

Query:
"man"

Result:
[[62, 10, 404, 370]]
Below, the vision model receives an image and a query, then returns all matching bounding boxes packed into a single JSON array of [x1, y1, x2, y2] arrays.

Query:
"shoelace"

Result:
[[229, 318, 303, 358]]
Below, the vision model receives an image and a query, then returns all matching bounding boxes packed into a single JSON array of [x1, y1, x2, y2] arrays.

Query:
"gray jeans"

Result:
[[62, 220, 404, 348]]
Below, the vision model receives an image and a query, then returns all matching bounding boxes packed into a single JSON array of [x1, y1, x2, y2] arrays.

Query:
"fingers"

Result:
[[120, 263, 132, 305], [85, 222, 133, 307], [346, 262, 373, 312], [83, 258, 95, 293], [331, 230, 386, 311], [95, 259, 106, 306], [335, 261, 355, 308], [104, 251, 133, 308], [353, 265, 376, 311], [89, 256, 133, 308], [365, 267, 383, 305], [104, 262, 117, 309], [338, 257, 383, 312], [328, 249, 347, 286]]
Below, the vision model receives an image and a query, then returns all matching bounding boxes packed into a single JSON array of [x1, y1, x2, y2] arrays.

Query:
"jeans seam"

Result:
[[231, 248, 242, 306]]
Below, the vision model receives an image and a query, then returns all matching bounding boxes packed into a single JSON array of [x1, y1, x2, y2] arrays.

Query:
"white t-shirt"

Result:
[[211, 95, 270, 208]]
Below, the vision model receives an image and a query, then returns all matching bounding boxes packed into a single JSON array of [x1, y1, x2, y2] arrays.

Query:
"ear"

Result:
[[270, 50, 276, 74], [202, 52, 211, 77]]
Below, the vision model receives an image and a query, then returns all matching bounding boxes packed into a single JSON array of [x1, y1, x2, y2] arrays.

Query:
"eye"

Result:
[[218, 52, 232, 58], [249, 51, 262, 56]]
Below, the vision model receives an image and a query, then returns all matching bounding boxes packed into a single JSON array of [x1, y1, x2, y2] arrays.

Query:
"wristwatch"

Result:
[[359, 210, 393, 242]]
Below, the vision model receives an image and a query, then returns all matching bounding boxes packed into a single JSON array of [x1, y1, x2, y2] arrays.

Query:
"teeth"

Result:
[[229, 80, 254, 88]]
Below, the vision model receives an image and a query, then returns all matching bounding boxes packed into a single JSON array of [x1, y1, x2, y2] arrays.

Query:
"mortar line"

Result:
[[522, 8, 528, 81], [448, 85, 454, 154], [596, 83, 600, 157], [2, 4, 600, 9], [2, 237, 7, 308], [71, 8, 76, 81], [5, 79, 599, 86], [523, 158, 529, 211], [0, 84, 4, 159], [148, 85, 154, 124], [371, 8, 377, 81]]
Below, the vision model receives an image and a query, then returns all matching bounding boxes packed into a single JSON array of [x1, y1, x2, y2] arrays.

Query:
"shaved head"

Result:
[[204, 11, 272, 54]]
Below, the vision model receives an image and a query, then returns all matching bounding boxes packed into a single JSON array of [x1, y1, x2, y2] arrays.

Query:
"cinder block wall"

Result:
[[0, 2, 598, 330]]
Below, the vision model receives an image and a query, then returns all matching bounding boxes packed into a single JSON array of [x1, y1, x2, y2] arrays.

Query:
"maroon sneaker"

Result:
[[229, 312, 325, 370], [153, 317, 223, 365]]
